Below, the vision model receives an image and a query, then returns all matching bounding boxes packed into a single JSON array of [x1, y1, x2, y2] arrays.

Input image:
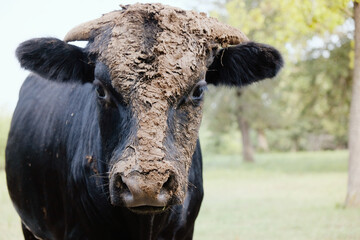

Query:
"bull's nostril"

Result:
[[115, 174, 129, 192], [162, 174, 176, 191]]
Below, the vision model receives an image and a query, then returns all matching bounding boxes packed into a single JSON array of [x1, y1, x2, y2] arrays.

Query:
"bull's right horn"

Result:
[[64, 11, 120, 42]]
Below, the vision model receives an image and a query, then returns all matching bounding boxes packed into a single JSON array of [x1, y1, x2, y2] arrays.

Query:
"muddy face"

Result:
[[90, 6, 210, 212], [96, 57, 206, 212], [63, 3, 248, 213], [94, 57, 206, 212]]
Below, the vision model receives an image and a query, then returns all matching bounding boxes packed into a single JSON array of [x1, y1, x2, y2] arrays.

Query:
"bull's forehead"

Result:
[[90, 4, 213, 166], [96, 4, 214, 102]]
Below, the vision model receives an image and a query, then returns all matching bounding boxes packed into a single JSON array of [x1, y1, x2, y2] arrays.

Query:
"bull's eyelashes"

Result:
[[190, 80, 207, 101], [96, 85, 106, 98], [94, 80, 112, 105], [177, 80, 207, 108]]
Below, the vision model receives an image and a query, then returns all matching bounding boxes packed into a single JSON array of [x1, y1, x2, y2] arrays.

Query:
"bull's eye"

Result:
[[190, 80, 207, 101], [94, 79, 111, 105], [175, 80, 208, 109], [96, 85, 106, 99]]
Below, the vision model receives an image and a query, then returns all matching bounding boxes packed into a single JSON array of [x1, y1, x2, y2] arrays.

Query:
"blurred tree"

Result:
[[221, 0, 360, 207], [236, 89, 254, 162], [347, 0, 360, 207], [289, 39, 352, 148], [206, 0, 351, 159]]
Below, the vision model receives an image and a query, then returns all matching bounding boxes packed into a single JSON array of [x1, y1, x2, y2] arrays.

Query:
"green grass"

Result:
[[0, 171, 22, 240], [0, 115, 10, 170], [1, 151, 359, 240], [194, 150, 360, 240]]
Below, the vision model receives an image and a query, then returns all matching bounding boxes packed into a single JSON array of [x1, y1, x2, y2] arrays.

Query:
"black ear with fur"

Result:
[[16, 38, 94, 83], [206, 42, 284, 87]]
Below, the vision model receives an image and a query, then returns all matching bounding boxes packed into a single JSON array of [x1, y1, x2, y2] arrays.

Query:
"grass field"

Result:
[[1, 151, 359, 240]]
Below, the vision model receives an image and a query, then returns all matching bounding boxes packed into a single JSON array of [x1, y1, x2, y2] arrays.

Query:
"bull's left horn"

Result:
[[64, 11, 120, 42], [206, 17, 249, 47]]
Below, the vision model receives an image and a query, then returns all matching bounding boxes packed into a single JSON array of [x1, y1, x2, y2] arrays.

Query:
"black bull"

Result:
[[6, 13, 283, 240]]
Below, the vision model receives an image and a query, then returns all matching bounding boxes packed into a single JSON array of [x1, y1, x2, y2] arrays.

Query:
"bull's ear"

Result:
[[16, 38, 94, 83], [206, 42, 283, 87]]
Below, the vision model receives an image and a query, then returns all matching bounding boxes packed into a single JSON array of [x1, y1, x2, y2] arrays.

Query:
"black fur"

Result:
[[16, 38, 94, 82], [206, 42, 284, 86], [6, 75, 203, 239], [7, 36, 283, 240]]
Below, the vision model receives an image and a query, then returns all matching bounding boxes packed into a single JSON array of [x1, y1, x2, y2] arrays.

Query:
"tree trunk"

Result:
[[346, 1, 360, 208], [235, 89, 254, 162], [237, 114, 254, 162], [257, 129, 269, 151]]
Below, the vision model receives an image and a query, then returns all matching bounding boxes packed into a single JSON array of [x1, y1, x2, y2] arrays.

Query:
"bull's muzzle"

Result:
[[109, 169, 179, 213]]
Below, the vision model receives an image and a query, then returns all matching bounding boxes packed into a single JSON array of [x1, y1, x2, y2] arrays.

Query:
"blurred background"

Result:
[[1, 0, 359, 239]]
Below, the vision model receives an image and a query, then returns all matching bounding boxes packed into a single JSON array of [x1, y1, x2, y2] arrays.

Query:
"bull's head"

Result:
[[16, 4, 283, 214]]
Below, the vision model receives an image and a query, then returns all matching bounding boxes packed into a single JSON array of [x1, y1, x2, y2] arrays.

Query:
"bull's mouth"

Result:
[[128, 205, 169, 214]]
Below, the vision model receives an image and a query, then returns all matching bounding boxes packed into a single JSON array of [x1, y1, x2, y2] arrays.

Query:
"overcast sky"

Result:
[[0, 0, 215, 114]]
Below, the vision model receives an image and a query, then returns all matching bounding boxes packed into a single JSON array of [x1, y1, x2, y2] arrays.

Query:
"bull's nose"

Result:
[[110, 172, 174, 208]]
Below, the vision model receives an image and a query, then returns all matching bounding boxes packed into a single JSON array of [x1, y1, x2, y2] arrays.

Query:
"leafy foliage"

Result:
[[203, 0, 353, 153]]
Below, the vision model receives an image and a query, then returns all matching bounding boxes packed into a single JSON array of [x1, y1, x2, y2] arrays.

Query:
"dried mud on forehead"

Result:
[[93, 3, 247, 97], [68, 3, 248, 200], [90, 4, 246, 167]]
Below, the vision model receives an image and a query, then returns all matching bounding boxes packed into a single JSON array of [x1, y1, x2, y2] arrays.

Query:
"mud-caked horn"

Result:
[[205, 17, 249, 46], [64, 5, 248, 46], [64, 11, 120, 42]]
